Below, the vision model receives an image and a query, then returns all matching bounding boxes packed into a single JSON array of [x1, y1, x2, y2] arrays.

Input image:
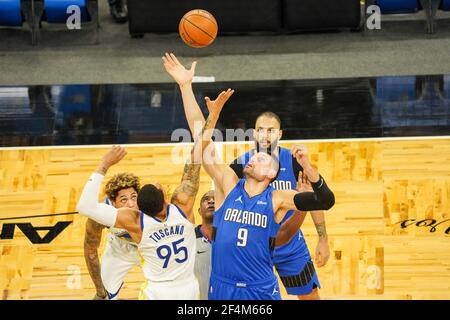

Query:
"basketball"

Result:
[[179, 9, 218, 48]]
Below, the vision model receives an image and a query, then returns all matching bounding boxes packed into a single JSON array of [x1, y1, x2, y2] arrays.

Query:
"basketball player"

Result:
[[76, 110, 220, 300], [193, 187, 314, 300], [162, 52, 335, 300], [84, 172, 142, 300], [194, 190, 214, 300], [230, 111, 329, 300]]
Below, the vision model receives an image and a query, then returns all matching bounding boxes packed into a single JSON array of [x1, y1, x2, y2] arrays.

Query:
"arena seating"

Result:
[[127, 0, 364, 37], [375, 0, 444, 34], [1, 0, 99, 44], [282, 0, 362, 32], [0, 0, 40, 44], [376, 0, 418, 13], [34, 0, 99, 43], [128, 0, 282, 38], [43, 0, 89, 23], [0, 0, 23, 26]]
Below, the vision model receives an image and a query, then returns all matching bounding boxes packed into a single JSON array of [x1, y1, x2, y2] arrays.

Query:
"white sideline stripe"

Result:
[[192, 76, 216, 83], [0, 135, 449, 151]]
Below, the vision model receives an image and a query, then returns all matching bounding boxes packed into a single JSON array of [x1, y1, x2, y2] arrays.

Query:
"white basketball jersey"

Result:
[[104, 198, 136, 246], [108, 226, 136, 245], [138, 204, 196, 282]]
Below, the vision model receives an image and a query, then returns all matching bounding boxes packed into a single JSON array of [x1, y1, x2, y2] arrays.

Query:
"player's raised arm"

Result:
[[162, 52, 204, 135], [163, 53, 239, 202], [76, 147, 142, 243], [169, 119, 205, 224], [201, 89, 238, 186], [170, 89, 238, 221]]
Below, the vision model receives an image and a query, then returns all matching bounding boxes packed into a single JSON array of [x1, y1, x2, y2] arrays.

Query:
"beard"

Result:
[[256, 138, 279, 155]]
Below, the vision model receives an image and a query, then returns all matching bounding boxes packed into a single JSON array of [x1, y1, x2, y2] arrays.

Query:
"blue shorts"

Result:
[[273, 231, 320, 295], [208, 273, 282, 300], [275, 257, 320, 296]]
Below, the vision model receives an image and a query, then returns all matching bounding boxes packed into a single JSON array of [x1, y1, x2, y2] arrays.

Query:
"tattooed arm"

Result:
[[171, 94, 238, 224], [170, 113, 212, 224], [311, 211, 330, 268], [84, 218, 107, 299], [170, 160, 201, 224]]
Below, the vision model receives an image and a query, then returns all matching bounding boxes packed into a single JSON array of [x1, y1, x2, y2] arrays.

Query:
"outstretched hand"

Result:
[[162, 52, 196, 87], [205, 88, 235, 117], [100, 146, 127, 171], [291, 144, 311, 169]]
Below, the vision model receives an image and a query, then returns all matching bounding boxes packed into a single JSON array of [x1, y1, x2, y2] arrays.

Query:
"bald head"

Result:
[[198, 190, 215, 223], [243, 152, 279, 183]]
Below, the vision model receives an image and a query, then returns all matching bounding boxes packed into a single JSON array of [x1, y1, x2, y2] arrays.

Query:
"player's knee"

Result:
[[297, 288, 320, 300]]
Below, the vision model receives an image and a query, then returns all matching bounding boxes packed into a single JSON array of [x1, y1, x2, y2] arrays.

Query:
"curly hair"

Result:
[[105, 173, 140, 201]]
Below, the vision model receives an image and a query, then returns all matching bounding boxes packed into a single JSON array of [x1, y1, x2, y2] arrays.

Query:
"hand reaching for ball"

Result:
[[205, 89, 235, 118], [162, 52, 196, 87]]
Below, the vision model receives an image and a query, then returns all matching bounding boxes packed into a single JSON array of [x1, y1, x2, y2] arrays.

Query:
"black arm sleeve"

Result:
[[230, 158, 244, 179], [293, 175, 335, 211]]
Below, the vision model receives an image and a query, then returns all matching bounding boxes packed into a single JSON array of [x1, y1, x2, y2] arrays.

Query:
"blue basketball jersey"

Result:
[[235, 147, 308, 263], [211, 179, 280, 282]]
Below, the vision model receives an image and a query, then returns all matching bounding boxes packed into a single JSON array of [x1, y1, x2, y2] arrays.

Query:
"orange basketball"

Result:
[[179, 9, 218, 48]]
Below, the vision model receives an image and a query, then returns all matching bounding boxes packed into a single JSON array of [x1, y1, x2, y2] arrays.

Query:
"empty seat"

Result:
[[0, 0, 23, 26], [31, 0, 99, 44], [43, 0, 89, 23], [283, 0, 361, 31], [376, 0, 418, 13]]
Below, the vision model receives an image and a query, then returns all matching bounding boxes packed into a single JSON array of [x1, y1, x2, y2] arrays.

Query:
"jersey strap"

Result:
[[269, 237, 277, 252], [211, 227, 217, 241], [173, 204, 189, 221]]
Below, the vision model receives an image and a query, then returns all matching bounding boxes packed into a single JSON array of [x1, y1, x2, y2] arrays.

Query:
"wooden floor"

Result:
[[0, 138, 449, 300]]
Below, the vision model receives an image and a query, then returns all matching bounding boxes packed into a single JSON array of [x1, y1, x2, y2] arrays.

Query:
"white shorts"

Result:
[[139, 275, 199, 300], [101, 233, 141, 299]]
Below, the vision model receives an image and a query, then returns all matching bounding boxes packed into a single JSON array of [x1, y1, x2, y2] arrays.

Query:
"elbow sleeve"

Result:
[[77, 173, 118, 227], [311, 175, 335, 209], [78, 203, 118, 228], [294, 175, 335, 211]]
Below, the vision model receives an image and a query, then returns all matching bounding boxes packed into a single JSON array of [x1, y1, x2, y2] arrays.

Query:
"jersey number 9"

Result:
[[237, 228, 248, 247]]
